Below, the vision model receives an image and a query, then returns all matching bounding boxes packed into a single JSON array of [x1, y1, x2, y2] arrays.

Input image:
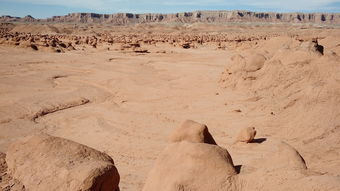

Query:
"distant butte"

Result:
[[1, 10, 339, 24]]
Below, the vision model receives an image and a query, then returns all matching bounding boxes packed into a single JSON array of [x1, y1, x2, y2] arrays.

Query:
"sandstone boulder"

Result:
[[235, 127, 256, 143], [169, 120, 217, 144], [143, 142, 237, 191], [6, 134, 120, 191], [229, 52, 266, 73], [298, 38, 324, 55], [266, 141, 307, 171]]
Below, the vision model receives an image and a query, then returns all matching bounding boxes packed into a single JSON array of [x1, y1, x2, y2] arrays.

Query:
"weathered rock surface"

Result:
[[169, 120, 217, 144], [1, 11, 339, 24], [235, 127, 257, 143], [5, 134, 120, 191], [143, 142, 237, 191], [233, 139, 340, 191], [264, 141, 307, 171], [0, 152, 26, 191]]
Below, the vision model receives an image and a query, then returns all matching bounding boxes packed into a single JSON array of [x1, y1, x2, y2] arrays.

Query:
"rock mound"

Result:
[[297, 37, 324, 55], [231, 52, 266, 73], [143, 142, 237, 191], [235, 127, 257, 143], [219, 51, 267, 88], [265, 141, 307, 171], [169, 120, 217, 144], [237, 139, 340, 190], [6, 134, 120, 191], [218, 35, 340, 190]]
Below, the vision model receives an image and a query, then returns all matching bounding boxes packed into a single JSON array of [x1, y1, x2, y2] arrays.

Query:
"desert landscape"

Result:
[[0, 10, 340, 191]]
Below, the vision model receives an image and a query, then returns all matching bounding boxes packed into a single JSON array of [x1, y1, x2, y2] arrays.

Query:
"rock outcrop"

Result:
[[142, 142, 237, 191], [264, 141, 307, 171], [169, 120, 217, 144], [6, 134, 120, 191], [0, 152, 25, 191], [1, 11, 340, 24]]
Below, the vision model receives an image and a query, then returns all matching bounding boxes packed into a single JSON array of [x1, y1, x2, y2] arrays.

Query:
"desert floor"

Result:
[[0, 45, 238, 190], [0, 23, 340, 190]]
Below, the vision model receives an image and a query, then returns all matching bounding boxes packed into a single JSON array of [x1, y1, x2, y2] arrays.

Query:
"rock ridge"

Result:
[[1, 10, 339, 24]]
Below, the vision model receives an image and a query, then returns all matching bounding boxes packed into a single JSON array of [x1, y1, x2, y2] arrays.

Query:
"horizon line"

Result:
[[2, 9, 340, 19]]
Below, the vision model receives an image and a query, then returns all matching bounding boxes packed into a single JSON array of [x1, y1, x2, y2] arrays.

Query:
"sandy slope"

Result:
[[0, 24, 339, 190]]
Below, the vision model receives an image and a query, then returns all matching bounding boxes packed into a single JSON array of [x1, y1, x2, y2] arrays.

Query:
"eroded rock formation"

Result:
[[1, 11, 339, 24]]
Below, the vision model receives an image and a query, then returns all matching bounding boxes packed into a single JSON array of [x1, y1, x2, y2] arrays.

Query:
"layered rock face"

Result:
[[1, 11, 340, 24]]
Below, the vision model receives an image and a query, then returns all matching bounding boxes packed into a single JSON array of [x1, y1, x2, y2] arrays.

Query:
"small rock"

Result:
[[235, 127, 256, 143]]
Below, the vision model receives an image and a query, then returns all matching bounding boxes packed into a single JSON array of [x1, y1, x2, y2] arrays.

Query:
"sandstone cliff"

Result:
[[1, 10, 340, 24]]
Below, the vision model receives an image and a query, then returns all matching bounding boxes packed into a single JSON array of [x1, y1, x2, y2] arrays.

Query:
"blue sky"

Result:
[[0, 0, 339, 18]]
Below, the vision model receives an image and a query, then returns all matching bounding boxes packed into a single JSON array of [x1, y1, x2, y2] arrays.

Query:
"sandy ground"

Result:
[[0, 24, 339, 190], [0, 45, 234, 189]]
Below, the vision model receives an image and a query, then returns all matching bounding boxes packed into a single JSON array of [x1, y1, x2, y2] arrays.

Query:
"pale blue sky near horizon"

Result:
[[0, 0, 339, 19]]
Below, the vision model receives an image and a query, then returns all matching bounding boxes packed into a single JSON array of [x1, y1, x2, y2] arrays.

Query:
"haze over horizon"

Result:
[[0, 0, 340, 19]]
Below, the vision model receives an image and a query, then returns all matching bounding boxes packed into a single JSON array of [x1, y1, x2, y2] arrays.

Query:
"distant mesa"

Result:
[[1, 10, 339, 24]]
